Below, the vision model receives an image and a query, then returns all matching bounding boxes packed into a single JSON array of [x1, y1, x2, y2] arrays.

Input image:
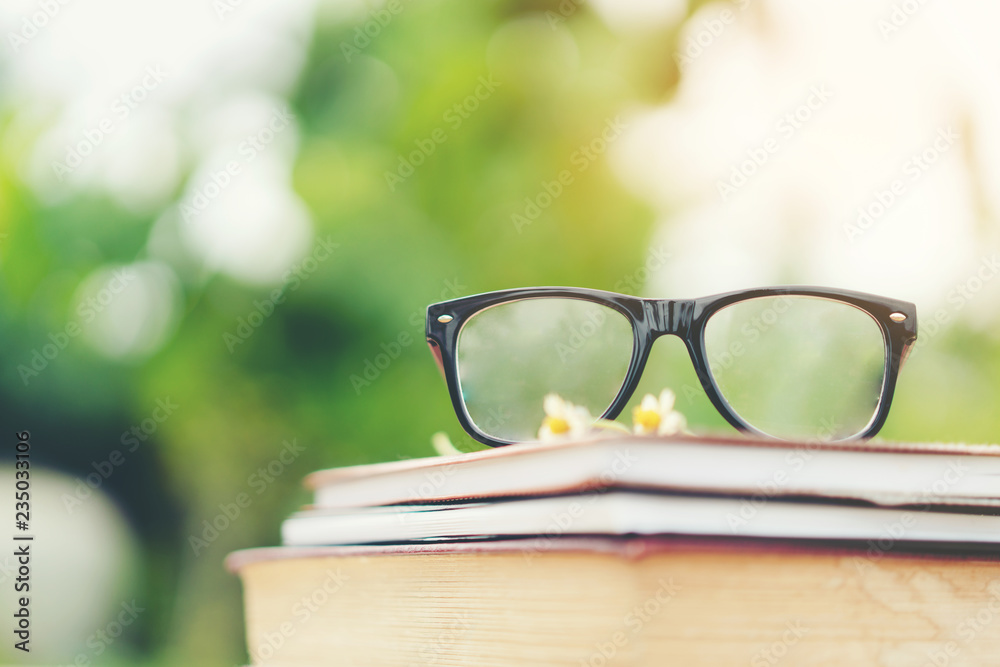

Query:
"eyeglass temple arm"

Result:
[[426, 339, 447, 381], [898, 338, 916, 370]]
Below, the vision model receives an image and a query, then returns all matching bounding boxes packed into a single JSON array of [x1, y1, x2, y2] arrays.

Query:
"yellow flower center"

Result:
[[633, 407, 661, 431], [544, 416, 571, 434]]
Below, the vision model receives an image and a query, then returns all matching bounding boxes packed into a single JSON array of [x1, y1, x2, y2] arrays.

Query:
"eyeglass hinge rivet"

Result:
[[890, 312, 907, 322], [437, 314, 454, 323]]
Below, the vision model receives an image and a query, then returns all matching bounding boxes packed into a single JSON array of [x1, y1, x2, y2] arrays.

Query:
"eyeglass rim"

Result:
[[425, 285, 918, 448]]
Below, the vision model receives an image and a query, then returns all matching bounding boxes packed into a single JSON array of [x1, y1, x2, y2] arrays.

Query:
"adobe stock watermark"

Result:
[[50, 65, 168, 181], [180, 106, 295, 222], [908, 253, 1000, 359], [522, 449, 640, 562], [61, 398, 180, 513], [62, 600, 145, 667], [7, 0, 73, 54], [725, 438, 837, 533], [851, 459, 969, 575], [843, 125, 959, 243], [189, 438, 305, 556], [410, 612, 473, 666], [579, 578, 681, 667], [223, 236, 340, 352], [614, 245, 671, 294], [751, 621, 810, 667], [402, 459, 460, 507], [248, 568, 351, 663], [545, 0, 584, 29], [340, 0, 409, 62], [922, 580, 1000, 667], [17, 268, 135, 386], [716, 84, 833, 202], [213, 0, 252, 20], [553, 247, 670, 363], [705, 295, 794, 379], [512, 115, 628, 233], [673, 0, 755, 72], [554, 306, 611, 364], [350, 278, 466, 395], [395, 433, 511, 527], [384, 75, 501, 192], [878, 0, 932, 41]]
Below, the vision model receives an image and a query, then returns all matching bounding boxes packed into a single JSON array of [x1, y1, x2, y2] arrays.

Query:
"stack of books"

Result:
[[227, 434, 1000, 665]]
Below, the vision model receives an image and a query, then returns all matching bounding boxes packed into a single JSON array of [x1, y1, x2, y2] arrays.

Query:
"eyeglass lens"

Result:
[[455, 295, 888, 442]]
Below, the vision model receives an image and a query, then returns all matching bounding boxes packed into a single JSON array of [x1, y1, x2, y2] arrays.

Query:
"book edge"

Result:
[[303, 435, 1000, 490], [225, 534, 999, 574]]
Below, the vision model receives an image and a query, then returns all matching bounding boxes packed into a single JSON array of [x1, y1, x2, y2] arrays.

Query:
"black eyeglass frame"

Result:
[[426, 286, 918, 448]]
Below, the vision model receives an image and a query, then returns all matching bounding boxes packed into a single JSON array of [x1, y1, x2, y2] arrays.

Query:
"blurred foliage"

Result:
[[0, 0, 673, 664], [1, 0, 999, 665]]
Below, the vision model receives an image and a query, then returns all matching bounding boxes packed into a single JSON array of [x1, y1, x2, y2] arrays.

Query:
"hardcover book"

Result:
[[229, 434, 1000, 666]]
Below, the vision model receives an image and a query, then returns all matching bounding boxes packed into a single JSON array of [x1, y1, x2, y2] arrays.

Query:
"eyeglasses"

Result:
[[425, 286, 918, 447]]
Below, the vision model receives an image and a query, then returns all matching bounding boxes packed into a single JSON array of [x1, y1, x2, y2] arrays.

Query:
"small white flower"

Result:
[[537, 393, 595, 441], [632, 389, 687, 436]]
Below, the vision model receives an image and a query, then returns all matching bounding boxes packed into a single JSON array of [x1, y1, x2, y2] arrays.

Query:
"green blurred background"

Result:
[[1, 0, 999, 664]]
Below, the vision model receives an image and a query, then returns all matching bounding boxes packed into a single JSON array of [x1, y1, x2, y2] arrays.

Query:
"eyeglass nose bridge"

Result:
[[643, 298, 695, 339]]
